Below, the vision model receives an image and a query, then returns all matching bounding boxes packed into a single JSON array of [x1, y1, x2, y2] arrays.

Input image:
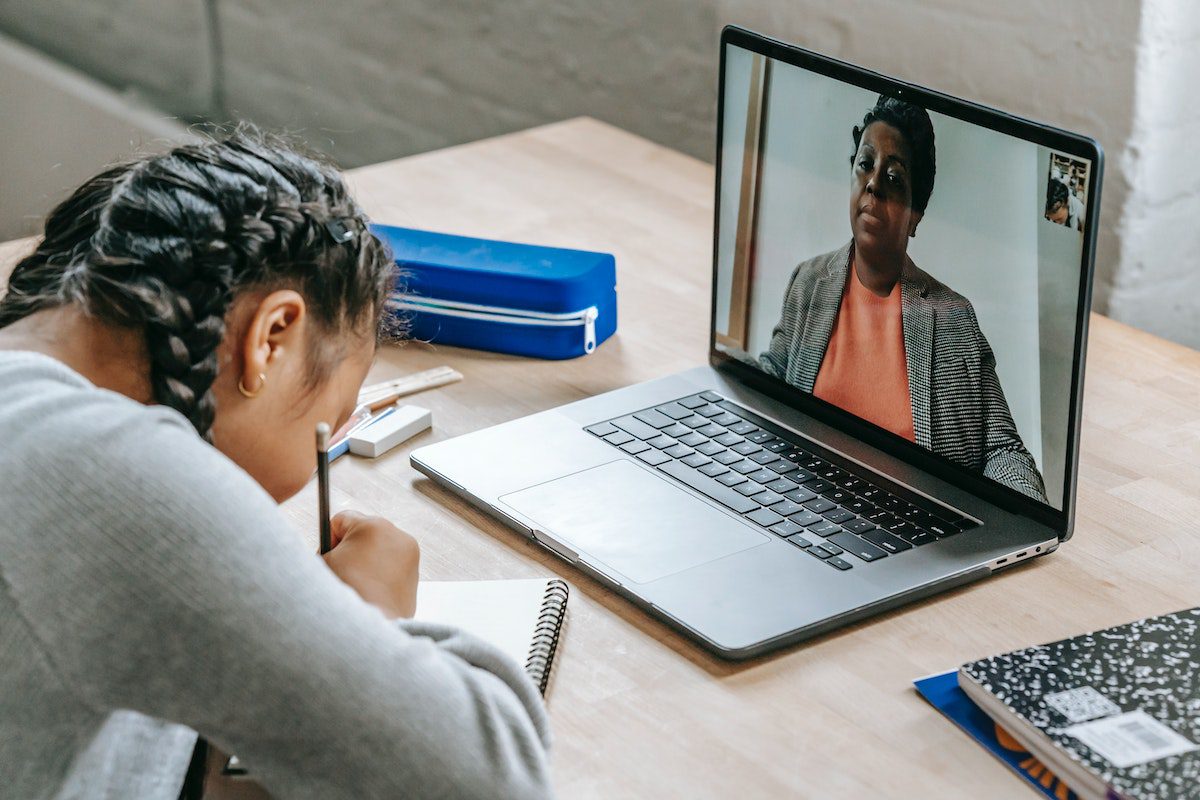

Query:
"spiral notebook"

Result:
[[415, 578, 569, 695]]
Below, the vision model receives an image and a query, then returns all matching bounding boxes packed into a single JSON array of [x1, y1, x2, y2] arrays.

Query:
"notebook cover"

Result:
[[916, 671, 1080, 799], [959, 608, 1200, 799]]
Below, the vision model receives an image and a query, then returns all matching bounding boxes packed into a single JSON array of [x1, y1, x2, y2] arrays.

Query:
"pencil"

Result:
[[316, 422, 332, 555]]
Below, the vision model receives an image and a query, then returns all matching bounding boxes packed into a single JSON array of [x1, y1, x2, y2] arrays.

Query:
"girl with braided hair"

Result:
[[0, 131, 552, 799]]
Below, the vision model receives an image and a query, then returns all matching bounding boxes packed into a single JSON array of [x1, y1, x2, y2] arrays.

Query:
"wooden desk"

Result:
[[6, 118, 1199, 797]]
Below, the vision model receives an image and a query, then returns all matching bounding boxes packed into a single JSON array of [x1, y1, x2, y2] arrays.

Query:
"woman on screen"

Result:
[[758, 95, 1047, 502]]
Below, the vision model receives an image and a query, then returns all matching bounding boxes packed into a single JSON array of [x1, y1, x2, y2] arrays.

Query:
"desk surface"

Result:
[[6, 118, 1200, 797]]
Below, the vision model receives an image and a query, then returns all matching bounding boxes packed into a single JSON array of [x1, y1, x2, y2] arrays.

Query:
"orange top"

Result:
[[813, 263, 915, 442]]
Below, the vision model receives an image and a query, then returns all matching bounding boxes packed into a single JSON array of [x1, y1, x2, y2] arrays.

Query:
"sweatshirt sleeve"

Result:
[[2, 394, 553, 800]]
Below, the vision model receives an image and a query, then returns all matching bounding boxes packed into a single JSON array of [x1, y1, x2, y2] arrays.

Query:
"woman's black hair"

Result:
[[1045, 177, 1070, 215], [0, 127, 396, 443], [851, 95, 937, 213]]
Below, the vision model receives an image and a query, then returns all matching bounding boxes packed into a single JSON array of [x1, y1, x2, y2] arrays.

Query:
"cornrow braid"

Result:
[[0, 127, 397, 443]]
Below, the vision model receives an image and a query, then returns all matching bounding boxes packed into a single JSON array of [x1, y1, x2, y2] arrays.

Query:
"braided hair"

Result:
[[0, 128, 396, 442], [851, 94, 937, 214]]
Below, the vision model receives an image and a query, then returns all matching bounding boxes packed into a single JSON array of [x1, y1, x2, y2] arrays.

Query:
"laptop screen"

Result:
[[713, 40, 1096, 513]]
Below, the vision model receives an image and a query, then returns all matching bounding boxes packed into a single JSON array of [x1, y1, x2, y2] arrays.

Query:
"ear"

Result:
[[239, 290, 307, 395], [908, 210, 924, 238]]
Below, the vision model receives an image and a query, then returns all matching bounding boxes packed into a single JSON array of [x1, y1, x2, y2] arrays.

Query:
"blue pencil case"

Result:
[[371, 224, 617, 360]]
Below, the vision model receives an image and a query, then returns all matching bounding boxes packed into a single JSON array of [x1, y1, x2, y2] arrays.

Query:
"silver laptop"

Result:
[[411, 26, 1102, 659]]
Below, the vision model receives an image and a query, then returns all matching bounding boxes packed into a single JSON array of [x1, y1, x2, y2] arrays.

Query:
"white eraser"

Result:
[[348, 405, 432, 458]]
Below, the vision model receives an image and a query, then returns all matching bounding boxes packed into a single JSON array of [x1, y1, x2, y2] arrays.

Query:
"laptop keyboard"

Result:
[[584, 392, 978, 572]]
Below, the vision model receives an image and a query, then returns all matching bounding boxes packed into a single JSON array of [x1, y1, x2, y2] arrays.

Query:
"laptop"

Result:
[[410, 26, 1102, 659]]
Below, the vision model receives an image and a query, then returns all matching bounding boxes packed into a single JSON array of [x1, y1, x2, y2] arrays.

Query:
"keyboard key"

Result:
[[716, 472, 747, 487], [807, 546, 832, 560], [604, 431, 634, 446], [680, 452, 709, 467], [728, 421, 758, 435], [821, 542, 844, 555], [804, 498, 836, 514], [699, 423, 727, 437], [712, 412, 741, 427], [695, 404, 724, 418], [679, 432, 708, 447], [714, 432, 743, 446], [749, 451, 779, 465], [885, 521, 919, 537], [695, 440, 724, 455], [731, 460, 759, 474], [646, 435, 677, 449], [765, 440, 792, 453], [824, 508, 855, 524], [826, 556, 853, 571], [746, 469, 778, 484], [749, 490, 784, 507], [769, 520, 804, 537], [637, 449, 671, 466], [842, 518, 876, 534], [906, 532, 936, 546], [731, 442, 762, 456], [679, 395, 707, 409], [820, 467, 847, 482], [766, 460, 800, 475], [655, 403, 693, 420], [746, 508, 785, 528], [634, 409, 675, 429], [735, 481, 765, 497], [657, 460, 757, 513], [825, 488, 853, 504], [802, 479, 834, 494], [786, 535, 812, 549], [714, 450, 742, 465], [620, 440, 651, 455], [861, 528, 912, 553], [783, 488, 817, 504], [698, 462, 728, 477], [680, 415, 709, 429], [768, 500, 805, 517], [789, 510, 823, 527], [841, 478, 867, 492], [766, 478, 799, 493], [860, 486, 885, 501], [844, 498, 873, 515], [790, 468, 817, 482], [925, 521, 958, 538], [662, 422, 692, 438], [808, 522, 843, 538], [586, 422, 618, 437], [745, 430, 776, 444], [612, 416, 661, 440], [699, 391, 723, 402], [828, 532, 887, 562], [665, 444, 695, 459]]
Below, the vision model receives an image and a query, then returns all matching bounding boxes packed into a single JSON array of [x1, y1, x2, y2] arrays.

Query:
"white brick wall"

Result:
[[2, 1, 1198, 345]]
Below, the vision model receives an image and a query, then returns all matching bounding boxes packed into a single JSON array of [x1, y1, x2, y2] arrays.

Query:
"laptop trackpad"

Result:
[[500, 460, 768, 585]]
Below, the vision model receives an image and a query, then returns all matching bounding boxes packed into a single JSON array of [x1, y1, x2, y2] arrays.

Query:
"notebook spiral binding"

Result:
[[525, 579, 569, 695]]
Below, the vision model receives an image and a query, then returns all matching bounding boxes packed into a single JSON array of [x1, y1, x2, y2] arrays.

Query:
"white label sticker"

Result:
[[1066, 710, 1198, 769], [1046, 686, 1121, 723]]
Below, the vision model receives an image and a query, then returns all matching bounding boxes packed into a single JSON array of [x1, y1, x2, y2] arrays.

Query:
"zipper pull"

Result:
[[583, 307, 598, 354]]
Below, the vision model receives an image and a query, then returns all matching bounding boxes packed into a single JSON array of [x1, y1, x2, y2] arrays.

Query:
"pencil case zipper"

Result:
[[387, 296, 600, 354]]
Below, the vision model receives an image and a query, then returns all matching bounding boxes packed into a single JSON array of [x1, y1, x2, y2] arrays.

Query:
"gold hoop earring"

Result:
[[238, 373, 266, 399]]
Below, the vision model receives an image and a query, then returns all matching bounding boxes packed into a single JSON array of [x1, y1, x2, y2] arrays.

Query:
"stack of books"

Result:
[[917, 608, 1200, 800]]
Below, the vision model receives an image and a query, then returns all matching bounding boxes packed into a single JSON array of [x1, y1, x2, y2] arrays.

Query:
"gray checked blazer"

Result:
[[758, 240, 1048, 502]]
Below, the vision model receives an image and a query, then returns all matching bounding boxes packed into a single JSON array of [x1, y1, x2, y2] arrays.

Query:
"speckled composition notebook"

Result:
[[958, 608, 1200, 800]]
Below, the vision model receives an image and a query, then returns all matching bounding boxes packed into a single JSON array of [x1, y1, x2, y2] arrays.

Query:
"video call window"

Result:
[[714, 45, 1091, 511]]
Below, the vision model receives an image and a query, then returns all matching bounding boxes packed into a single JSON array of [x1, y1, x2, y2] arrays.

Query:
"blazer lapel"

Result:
[[794, 240, 852, 392], [901, 258, 934, 449]]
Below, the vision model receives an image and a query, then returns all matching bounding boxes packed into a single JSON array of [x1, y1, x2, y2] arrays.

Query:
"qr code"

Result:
[[1045, 686, 1121, 723]]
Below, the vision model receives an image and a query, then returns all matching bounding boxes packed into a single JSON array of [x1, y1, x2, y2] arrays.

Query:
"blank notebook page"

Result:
[[415, 579, 555, 668]]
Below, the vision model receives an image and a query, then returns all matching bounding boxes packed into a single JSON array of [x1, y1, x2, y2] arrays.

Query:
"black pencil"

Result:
[[316, 422, 332, 554]]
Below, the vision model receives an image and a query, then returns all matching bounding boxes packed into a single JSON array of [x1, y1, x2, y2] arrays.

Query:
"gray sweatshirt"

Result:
[[0, 351, 553, 799]]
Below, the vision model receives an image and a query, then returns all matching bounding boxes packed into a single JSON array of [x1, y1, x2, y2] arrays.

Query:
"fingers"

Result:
[[329, 509, 368, 548]]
